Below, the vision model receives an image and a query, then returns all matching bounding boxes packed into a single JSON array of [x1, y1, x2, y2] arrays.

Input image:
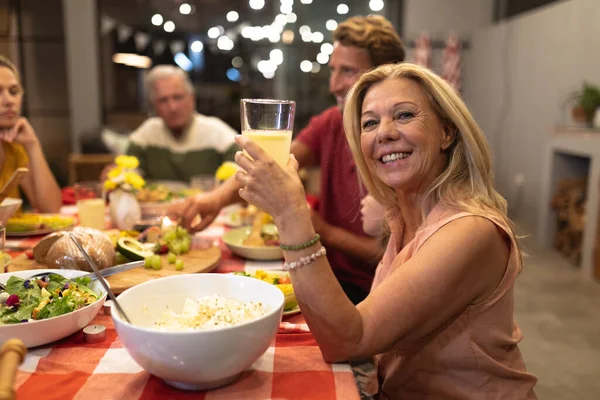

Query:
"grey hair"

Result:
[[145, 65, 194, 104]]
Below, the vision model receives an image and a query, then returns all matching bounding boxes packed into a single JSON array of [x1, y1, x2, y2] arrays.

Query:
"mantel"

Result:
[[550, 131, 600, 158]]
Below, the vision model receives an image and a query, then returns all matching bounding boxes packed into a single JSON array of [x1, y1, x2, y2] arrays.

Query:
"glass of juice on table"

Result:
[[240, 99, 296, 166], [74, 181, 106, 230]]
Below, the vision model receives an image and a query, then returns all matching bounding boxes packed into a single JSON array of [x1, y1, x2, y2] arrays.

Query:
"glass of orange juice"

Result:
[[74, 181, 106, 230], [240, 99, 296, 166]]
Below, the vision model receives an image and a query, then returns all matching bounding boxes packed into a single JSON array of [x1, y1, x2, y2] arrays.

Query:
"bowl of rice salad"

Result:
[[111, 273, 284, 391]]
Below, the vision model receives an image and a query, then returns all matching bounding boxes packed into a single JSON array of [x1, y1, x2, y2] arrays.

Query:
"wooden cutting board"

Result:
[[7, 246, 221, 294]]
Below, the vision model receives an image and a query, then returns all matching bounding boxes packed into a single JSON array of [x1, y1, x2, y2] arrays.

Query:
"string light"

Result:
[[164, 21, 175, 32], [227, 11, 239, 22], [337, 4, 349, 14], [151, 14, 163, 26]]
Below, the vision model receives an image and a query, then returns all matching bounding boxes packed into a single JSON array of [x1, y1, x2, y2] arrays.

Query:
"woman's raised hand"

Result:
[[234, 135, 308, 226]]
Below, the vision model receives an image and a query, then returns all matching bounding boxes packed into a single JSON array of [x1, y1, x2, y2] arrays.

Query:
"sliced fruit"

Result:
[[275, 284, 298, 311], [116, 237, 155, 261]]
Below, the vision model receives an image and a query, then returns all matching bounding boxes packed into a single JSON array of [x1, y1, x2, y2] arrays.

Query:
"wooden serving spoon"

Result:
[[0, 338, 26, 400], [0, 168, 28, 204]]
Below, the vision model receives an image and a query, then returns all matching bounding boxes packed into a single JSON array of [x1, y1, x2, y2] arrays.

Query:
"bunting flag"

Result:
[[134, 32, 151, 52], [152, 40, 167, 56], [413, 32, 431, 68], [169, 40, 186, 55], [100, 15, 117, 36], [441, 34, 462, 92], [117, 24, 133, 43]]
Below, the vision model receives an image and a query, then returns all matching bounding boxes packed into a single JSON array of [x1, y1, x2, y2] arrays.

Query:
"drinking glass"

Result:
[[74, 181, 106, 230], [240, 99, 296, 166]]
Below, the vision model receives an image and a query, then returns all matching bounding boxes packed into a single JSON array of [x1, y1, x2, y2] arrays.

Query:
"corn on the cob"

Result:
[[275, 284, 298, 311]]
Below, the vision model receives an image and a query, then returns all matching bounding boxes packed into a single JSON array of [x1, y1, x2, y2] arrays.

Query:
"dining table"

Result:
[[3, 205, 377, 400]]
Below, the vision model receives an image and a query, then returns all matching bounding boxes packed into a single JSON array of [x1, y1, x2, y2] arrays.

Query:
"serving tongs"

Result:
[[68, 233, 132, 323]]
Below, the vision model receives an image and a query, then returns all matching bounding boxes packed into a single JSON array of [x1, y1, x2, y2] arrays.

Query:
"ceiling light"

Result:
[[249, 0, 265, 10], [337, 4, 349, 14], [299, 25, 311, 35], [326, 19, 337, 31], [369, 0, 384, 12], [232, 56, 244, 68], [227, 11, 239, 22], [226, 68, 242, 82], [217, 36, 234, 51], [316, 52, 329, 64], [311, 31, 324, 43], [179, 3, 192, 15], [286, 13, 297, 23], [208, 27, 221, 39], [270, 49, 283, 65], [300, 60, 312, 72], [191, 40, 203, 52], [151, 14, 163, 26], [112, 53, 152, 69], [282, 30, 294, 44], [275, 14, 287, 26], [174, 53, 193, 71], [164, 21, 175, 32], [320, 43, 333, 55]]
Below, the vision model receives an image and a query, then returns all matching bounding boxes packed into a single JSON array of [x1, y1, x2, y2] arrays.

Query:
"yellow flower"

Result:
[[107, 166, 123, 179], [115, 155, 139, 169], [215, 161, 239, 182], [124, 172, 145, 190], [104, 180, 117, 191]]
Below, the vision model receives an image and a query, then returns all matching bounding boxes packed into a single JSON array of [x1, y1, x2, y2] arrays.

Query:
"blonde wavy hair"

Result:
[[334, 15, 405, 66], [343, 63, 521, 256], [0, 55, 23, 92]]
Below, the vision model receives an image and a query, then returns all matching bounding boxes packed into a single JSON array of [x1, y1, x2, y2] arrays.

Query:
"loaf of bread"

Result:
[[33, 227, 115, 271]]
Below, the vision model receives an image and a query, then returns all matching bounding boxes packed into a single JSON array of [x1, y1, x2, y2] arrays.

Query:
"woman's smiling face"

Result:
[[359, 77, 454, 194]]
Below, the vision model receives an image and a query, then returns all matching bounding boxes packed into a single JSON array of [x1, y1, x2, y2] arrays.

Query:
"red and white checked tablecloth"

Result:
[[4, 206, 362, 400]]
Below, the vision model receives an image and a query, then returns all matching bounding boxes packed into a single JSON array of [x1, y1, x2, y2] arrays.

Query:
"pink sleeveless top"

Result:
[[372, 205, 537, 399]]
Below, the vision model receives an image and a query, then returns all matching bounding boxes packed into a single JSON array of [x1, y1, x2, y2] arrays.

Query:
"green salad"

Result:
[[0, 274, 100, 324]]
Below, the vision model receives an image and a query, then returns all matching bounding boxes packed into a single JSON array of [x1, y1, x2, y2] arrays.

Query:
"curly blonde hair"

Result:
[[333, 15, 405, 66], [343, 63, 521, 261]]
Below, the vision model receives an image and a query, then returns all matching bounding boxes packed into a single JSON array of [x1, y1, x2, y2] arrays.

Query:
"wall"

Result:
[[402, 0, 493, 71], [0, 0, 70, 184], [462, 0, 600, 236]]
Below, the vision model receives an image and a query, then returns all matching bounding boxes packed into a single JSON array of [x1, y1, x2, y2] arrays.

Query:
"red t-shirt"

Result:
[[295, 106, 374, 292]]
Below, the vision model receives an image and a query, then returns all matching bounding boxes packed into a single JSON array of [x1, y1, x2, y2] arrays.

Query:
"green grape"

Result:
[[144, 256, 153, 268], [167, 252, 177, 264], [180, 240, 190, 254], [175, 259, 184, 270], [176, 226, 189, 239], [169, 241, 182, 255], [151, 255, 162, 270], [163, 229, 177, 243]]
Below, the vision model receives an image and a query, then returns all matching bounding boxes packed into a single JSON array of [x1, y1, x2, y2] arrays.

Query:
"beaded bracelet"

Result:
[[283, 247, 327, 271], [279, 233, 320, 251]]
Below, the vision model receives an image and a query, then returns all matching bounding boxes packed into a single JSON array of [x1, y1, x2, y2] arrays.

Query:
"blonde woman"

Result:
[[0, 55, 61, 212], [233, 63, 537, 398]]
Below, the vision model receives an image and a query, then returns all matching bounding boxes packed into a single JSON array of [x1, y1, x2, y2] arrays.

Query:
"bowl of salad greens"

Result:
[[0, 269, 106, 348]]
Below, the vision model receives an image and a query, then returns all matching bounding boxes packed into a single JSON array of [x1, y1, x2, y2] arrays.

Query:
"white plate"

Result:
[[222, 226, 283, 261], [0, 269, 107, 348]]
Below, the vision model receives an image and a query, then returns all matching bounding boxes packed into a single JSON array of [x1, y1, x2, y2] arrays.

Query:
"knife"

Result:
[[80, 260, 145, 281], [68, 233, 132, 323]]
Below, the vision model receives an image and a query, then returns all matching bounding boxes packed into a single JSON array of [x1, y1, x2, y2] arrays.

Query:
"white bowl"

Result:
[[0, 198, 22, 226], [222, 225, 284, 261], [0, 269, 107, 348], [112, 274, 284, 391]]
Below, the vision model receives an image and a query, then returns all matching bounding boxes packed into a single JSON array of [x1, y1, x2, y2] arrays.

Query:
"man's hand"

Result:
[[180, 191, 223, 232], [0, 117, 40, 150]]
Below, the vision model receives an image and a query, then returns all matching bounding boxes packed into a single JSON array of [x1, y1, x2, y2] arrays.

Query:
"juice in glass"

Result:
[[77, 198, 106, 230], [74, 181, 106, 230], [242, 129, 293, 167]]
